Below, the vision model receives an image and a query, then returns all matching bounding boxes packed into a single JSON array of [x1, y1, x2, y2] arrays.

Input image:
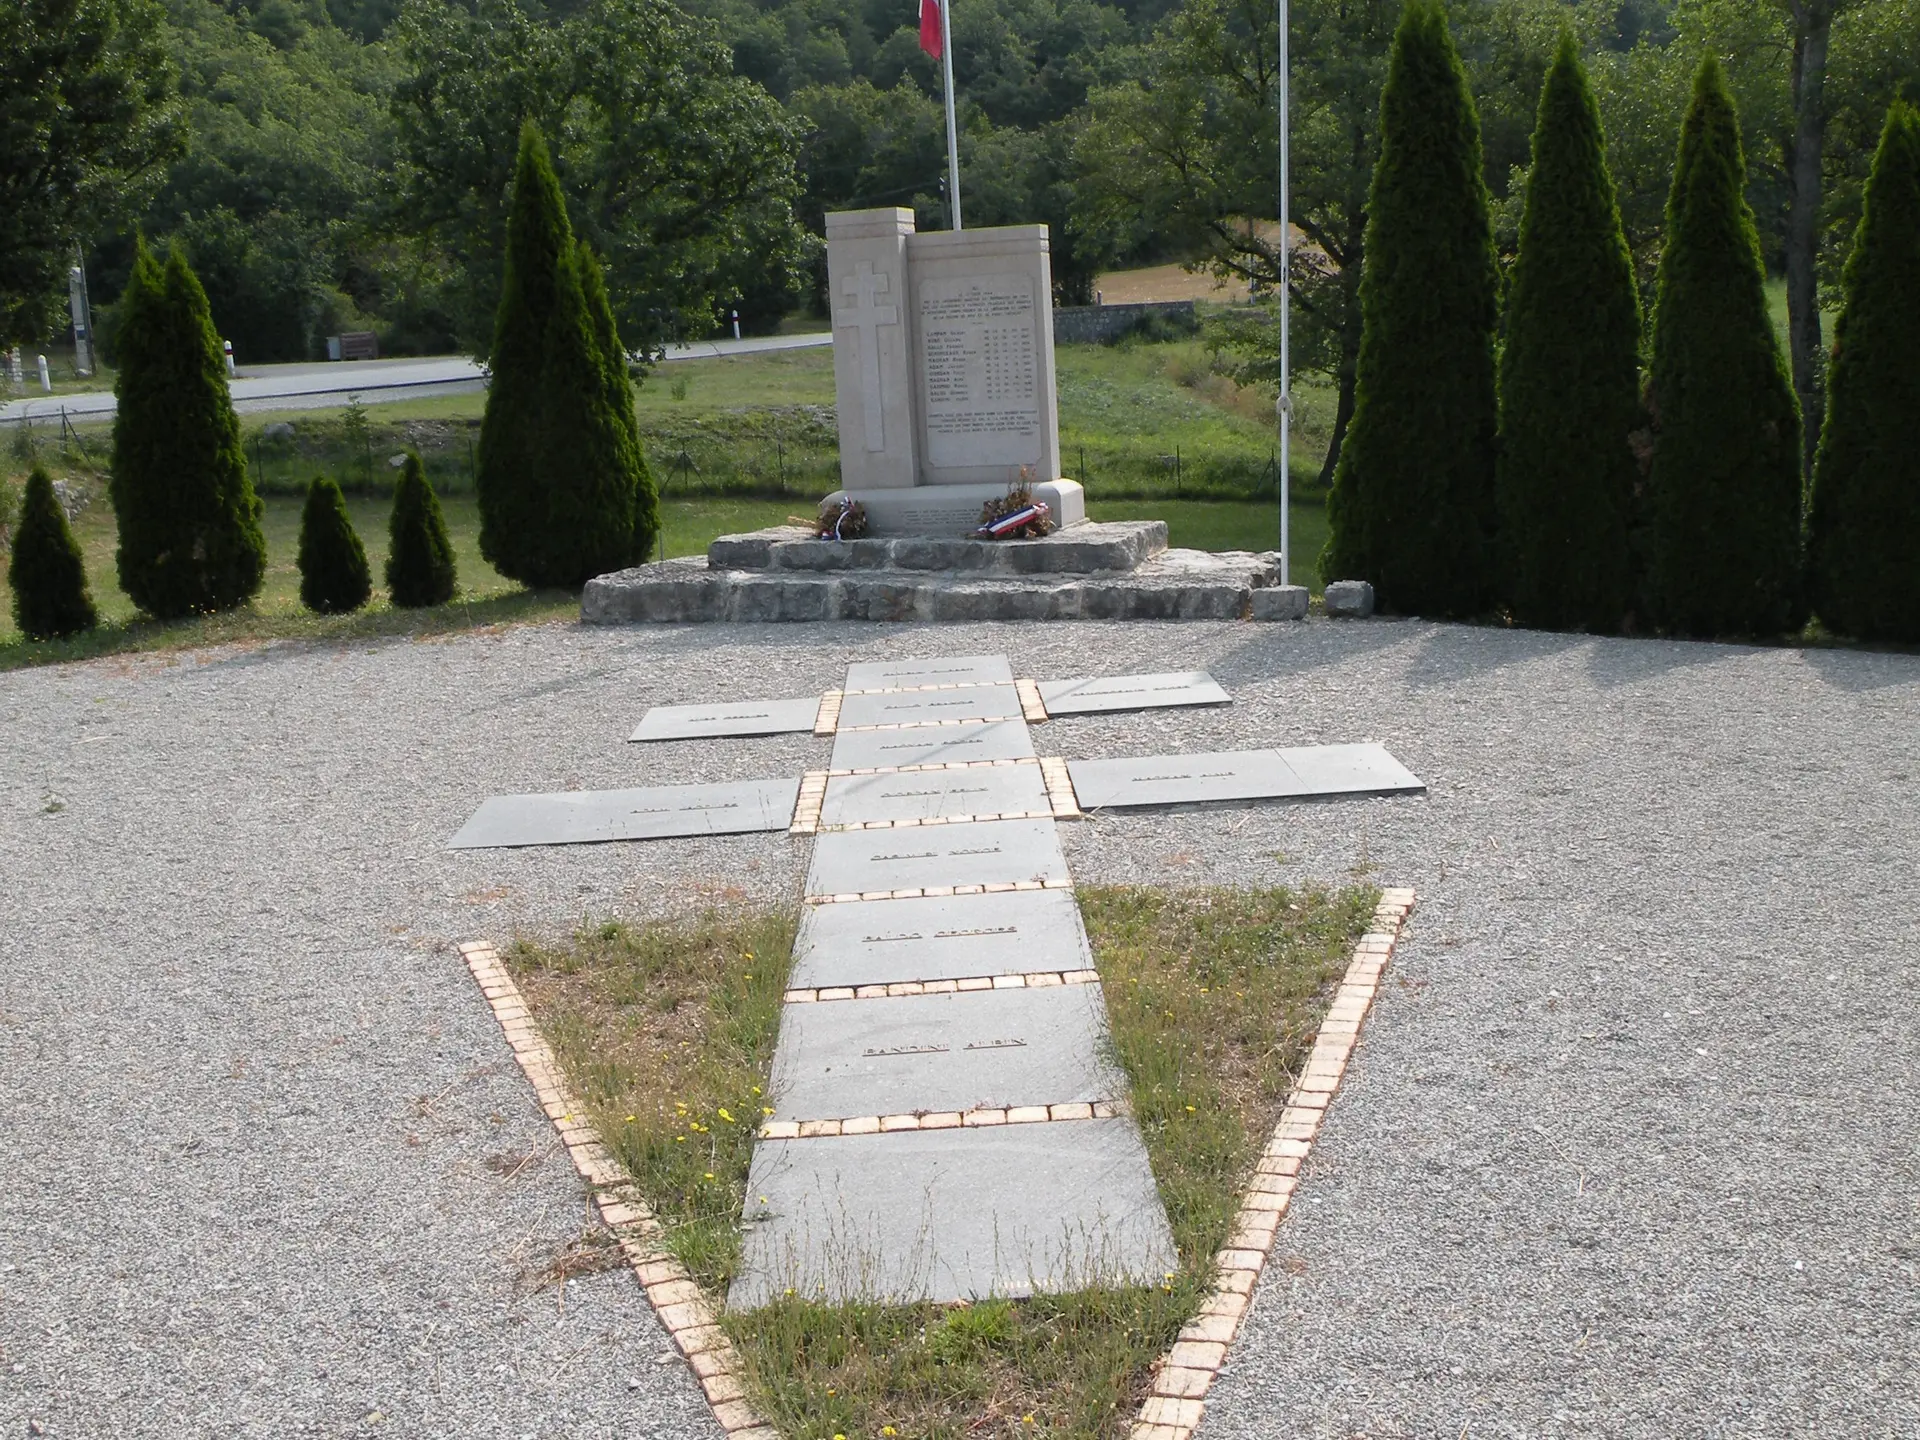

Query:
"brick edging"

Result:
[[456, 941, 778, 1440], [1125, 886, 1416, 1440], [460, 884, 1413, 1440]]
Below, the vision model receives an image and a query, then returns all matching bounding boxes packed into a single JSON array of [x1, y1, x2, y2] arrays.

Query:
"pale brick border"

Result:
[[812, 690, 842, 737], [782, 966, 1100, 1004], [1015, 677, 1049, 724], [1125, 886, 1416, 1440], [456, 941, 779, 1440], [1038, 755, 1083, 819]]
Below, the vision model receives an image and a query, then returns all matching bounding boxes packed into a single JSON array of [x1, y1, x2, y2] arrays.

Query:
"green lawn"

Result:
[[4, 332, 1323, 663]]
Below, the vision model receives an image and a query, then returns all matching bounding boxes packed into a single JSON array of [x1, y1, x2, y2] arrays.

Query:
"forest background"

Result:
[[10, 0, 1920, 483]]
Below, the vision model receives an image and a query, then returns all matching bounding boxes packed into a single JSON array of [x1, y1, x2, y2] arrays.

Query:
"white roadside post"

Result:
[[1276, 0, 1291, 586], [37, 354, 51, 393]]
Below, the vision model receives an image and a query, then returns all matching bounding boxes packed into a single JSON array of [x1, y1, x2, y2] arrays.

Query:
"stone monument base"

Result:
[[822, 478, 1087, 537], [580, 521, 1309, 624]]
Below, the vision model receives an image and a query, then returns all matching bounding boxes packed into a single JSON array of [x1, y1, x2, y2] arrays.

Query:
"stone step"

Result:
[[707, 520, 1167, 575], [582, 548, 1301, 623]]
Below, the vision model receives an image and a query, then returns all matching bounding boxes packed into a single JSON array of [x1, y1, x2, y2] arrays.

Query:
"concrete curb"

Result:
[[1125, 885, 1417, 1440]]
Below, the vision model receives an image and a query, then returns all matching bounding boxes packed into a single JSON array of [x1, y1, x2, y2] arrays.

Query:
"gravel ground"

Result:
[[2, 618, 1915, 1438]]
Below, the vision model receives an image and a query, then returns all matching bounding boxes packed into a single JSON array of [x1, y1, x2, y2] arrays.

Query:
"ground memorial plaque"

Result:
[[789, 888, 1091, 990], [767, 983, 1121, 1123], [828, 717, 1036, 771], [819, 761, 1050, 827], [820, 211, 1086, 536], [1066, 743, 1426, 811], [1038, 670, 1231, 716], [448, 777, 800, 849], [449, 653, 1425, 1311], [630, 696, 820, 742]]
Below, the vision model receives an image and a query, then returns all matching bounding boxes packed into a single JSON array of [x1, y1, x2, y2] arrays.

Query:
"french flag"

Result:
[[919, 0, 943, 57]]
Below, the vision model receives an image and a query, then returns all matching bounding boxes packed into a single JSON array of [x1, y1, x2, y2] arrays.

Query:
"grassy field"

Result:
[[509, 883, 1375, 1439], [2, 333, 1323, 663]]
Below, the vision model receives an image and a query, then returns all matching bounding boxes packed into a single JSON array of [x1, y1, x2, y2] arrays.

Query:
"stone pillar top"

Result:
[[826, 208, 917, 240]]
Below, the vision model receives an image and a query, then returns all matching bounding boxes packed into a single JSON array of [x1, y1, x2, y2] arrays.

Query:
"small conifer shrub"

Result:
[[9, 466, 99, 640], [1642, 57, 1803, 637], [578, 239, 658, 564], [297, 475, 372, 614], [476, 122, 644, 589], [109, 238, 267, 619], [1807, 103, 1920, 643], [387, 452, 458, 608], [1321, 0, 1500, 616], [1496, 35, 1643, 633]]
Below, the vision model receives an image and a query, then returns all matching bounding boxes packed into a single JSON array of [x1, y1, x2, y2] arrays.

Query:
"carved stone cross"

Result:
[[837, 259, 899, 453]]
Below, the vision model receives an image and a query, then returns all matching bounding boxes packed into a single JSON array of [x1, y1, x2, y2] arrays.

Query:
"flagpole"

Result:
[[941, 0, 962, 230], [1276, 0, 1290, 585]]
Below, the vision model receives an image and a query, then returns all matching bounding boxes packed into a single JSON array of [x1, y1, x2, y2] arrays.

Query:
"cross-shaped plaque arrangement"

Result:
[[450, 656, 1424, 1305]]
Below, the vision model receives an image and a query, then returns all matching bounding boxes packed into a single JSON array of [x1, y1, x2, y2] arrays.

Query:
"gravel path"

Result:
[[3, 618, 1915, 1437]]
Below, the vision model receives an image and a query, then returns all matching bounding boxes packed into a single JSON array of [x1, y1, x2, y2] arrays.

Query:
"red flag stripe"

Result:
[[919, 0, 943, 58]]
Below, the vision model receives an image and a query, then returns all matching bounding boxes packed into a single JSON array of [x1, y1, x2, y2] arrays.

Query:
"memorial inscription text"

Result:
[[919, 274, 1042, 468]]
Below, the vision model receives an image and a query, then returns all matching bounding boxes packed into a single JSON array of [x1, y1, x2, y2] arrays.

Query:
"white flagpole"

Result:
[[942, 0, 962, 229], [1276, 0, 1290, 584]]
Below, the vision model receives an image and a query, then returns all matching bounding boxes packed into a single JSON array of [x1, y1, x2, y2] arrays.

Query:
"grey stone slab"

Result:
[[768, 984, 1121, 1122], [1324, 578, 1376, 617], [579, 549, 1282, 625], [806, 818, 1069, 897], [730, 1119, 1178, 1306], [707, 522, 1166, 575], [1066, 742, 1424, 811], [1248, 584, 1309, 621], [843, 655, 1013, 690], [837, 683, 1023, 729], [821, 762, 1048, 827], [448, 776, 799, 849], [790, 888, 1092, 989], [1038, 670, 1230, 716], [829, 717, 1035, 771], [629, 696, 819, 742]]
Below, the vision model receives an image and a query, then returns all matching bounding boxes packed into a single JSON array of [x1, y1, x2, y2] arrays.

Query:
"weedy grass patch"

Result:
[[513, 883, 1374, 1439]]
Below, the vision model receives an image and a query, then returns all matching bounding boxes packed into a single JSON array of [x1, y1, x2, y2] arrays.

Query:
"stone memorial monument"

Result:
[[819, 208, 1086, 535]]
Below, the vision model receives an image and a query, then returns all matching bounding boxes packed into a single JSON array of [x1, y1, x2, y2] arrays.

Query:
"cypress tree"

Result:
[[1643, 56, 1803, 637], [1807, 103, 1920, 642], [577, 240, 658, 564], [477, 122, 640, 589], [109, 238, 267, 619], [297, 475, 372, 613], [1496, 35, 1643, 633], [9, 466, 98, 640], [1321, 0, 1500, 616], [387, 451, 458, 608]]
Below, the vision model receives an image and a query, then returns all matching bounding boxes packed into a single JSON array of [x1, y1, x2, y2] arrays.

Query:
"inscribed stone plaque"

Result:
[[767, 984, 1122, 1123], [830, 717, 1035, 772], [731, 1120, 1178, 1306], [630, 696, 818, 742], [843, 654, 1013, 691], [448, 776, 799, 849], [821, 762, 1048, 827], [806, 818, 1069, 897], [1065, 743, 1424, 811], [1038, 671, 1231, 717], [790, 888, 1092, 989], [918, 274, 1043, 470], [837, 683, 1024, 730]]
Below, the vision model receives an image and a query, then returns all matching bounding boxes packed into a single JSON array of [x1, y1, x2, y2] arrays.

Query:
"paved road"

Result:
[[2, 619, 1914, 1437], [0, 332, 832, 427]]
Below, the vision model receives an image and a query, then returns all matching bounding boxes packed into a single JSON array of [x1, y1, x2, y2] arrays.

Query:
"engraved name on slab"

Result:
[[919, 274, 1042, 468]]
